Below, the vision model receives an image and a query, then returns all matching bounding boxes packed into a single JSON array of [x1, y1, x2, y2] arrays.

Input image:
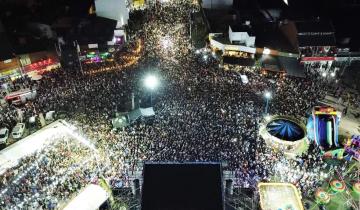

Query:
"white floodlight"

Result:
[[264, 91, 271, 99], [263, 48, 271, 55], [144, 75, 158, 90]]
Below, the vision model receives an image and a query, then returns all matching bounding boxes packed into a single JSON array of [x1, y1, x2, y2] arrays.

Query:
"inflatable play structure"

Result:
[[343, 135, 360, 161], [259, 115, 308, 157], [314, 179, 360, 208], [307, 106, 341, 151], [259, 106, 360, 161], [306, 106, 360, 162], [258, 182, 304, 210]]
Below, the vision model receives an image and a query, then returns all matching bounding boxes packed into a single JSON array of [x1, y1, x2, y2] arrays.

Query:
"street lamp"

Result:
[[263, 48, 271, 55], [144, 75, 158, 90], [144, 75, 158, 106], [264, 91, 272, 115]]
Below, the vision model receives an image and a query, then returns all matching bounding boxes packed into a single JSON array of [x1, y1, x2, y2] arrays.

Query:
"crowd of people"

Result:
[[0, 0, 356, 209], [0, 135, 101, 210]]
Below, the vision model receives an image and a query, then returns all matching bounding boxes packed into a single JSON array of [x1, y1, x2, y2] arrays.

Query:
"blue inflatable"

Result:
[[307, 106, 340, 151]]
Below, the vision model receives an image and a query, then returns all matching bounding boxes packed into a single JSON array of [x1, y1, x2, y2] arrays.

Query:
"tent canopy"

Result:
[[127, 107, 155, 123], [112, 115, 128, 129], [240, 74, 249, 84]]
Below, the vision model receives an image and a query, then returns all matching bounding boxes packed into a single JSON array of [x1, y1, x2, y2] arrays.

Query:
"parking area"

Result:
[[0, 114, 56, 151], [0, 127, 30, 151]]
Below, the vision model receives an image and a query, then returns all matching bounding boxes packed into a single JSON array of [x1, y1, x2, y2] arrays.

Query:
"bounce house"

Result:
[[307, 106, 360, 161], [307, 106, 341, 151], [343, 135, 360, 161]]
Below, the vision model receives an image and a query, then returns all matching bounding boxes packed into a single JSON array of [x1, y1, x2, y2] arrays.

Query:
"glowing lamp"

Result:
[[144, 75, 158, 90], [263, 48, 271, 55]]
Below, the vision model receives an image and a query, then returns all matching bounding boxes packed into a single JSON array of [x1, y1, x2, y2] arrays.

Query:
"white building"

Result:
[[209, 24, 256, 55], [228, 24, 255, 47]]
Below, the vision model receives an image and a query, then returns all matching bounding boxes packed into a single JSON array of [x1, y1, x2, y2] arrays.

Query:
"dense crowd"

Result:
[[0, 0, 356, 209], [0, 135, 100, 210]]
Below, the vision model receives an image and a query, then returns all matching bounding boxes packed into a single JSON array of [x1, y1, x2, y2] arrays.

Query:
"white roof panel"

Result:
[[63, 184, 109, 210]]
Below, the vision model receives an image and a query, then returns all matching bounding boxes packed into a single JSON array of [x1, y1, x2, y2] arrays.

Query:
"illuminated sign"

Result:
[[298, 32, 333, 36], [301, 57, 335, 62]]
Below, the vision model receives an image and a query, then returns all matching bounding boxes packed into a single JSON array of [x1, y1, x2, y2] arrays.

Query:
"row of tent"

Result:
[[112, 107, 155, 129]]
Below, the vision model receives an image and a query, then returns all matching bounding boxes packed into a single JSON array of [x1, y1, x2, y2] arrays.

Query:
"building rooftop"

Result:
[[295, 20, 335, 33], [0, 21, 14, 60], [223, 56, 255, 66], [69, 16, 117, 46], [254, 22, 297, 53], [204, 8, 264, 33], [230, 24, 254, 35], [298, 34, 336, 47]]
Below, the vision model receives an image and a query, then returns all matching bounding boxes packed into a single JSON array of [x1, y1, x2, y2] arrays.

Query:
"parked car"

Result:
[[12, 123, 25, 139], [0, 128, 9, 144]]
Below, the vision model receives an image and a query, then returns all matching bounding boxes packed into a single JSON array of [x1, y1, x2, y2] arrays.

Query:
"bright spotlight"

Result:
[[203, 55, 208, 60], [264, 91, 271, 99], [322, 72, 327, 77], [330, 72, 335, 77], [195, 49, 201, 54], [263, 48, 271, 55], [144, 75, 158, 90]]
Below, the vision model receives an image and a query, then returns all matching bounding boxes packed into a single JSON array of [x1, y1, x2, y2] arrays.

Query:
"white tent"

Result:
[[128, 107, 155, 123], [139, 107, 155, 117], [240, 74, 249, 84], [63, 184, 109, 210]]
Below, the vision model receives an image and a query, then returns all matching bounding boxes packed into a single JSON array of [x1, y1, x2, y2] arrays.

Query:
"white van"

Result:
[[12, 123, 25, 139]]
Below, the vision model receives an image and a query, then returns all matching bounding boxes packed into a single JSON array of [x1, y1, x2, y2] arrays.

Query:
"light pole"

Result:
[[144, 75, 158, 107], [264, 91, 272, 115]]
